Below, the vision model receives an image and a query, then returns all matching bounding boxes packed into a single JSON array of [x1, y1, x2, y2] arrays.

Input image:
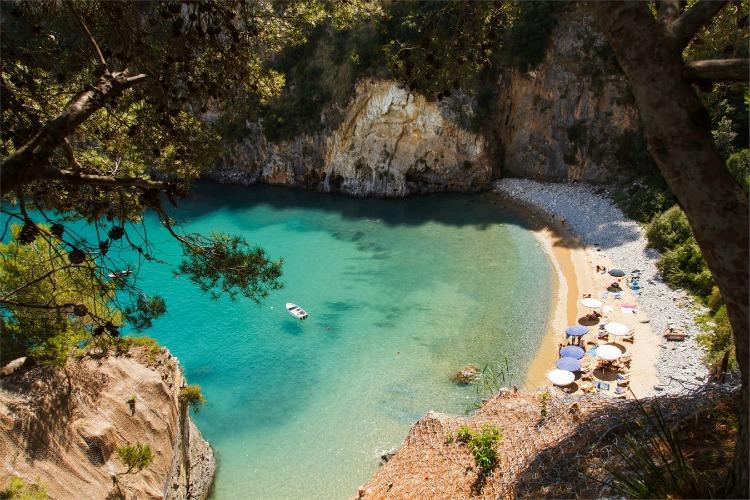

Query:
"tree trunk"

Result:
[[591, 2, 749, 497]]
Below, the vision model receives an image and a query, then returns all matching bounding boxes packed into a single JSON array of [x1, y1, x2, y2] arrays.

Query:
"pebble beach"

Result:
[[494, 178, 709, 395]]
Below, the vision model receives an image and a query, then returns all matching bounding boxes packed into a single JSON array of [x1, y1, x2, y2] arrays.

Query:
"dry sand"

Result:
[[499, 197, 660, 398]]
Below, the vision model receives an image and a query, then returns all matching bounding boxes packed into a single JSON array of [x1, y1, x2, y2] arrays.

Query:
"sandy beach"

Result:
[[496, 189, 667, 398]]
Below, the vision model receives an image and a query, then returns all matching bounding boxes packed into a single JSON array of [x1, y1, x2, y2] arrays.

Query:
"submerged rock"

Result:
[[451, 364, 480, 385]]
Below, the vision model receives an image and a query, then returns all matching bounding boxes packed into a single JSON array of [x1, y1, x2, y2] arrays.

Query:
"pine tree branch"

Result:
[[0, 70, 148, 196], [667, 0, 729, 50], [686, 58, 749, 83]]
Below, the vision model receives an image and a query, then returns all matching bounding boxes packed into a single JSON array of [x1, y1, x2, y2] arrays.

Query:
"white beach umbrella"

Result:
[[547, 369, 575, 386], [596, 344, 623, 361], [604, 322, 630, 336], [581, 298, 603, 309]]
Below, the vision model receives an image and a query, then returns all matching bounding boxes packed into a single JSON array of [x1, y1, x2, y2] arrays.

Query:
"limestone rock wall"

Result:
[[210, 80, 491, 197], [495, 3, 642, 183], [0, 348, 215, 500], [211, 4, 644, 194]]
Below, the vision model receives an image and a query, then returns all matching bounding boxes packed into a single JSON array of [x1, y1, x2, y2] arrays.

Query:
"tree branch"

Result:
[[686, 58, 749, 83], [667, 0, 729, 50], [657, 0, 682, 25], [0, 69, 148, 196], [66, 0, 108, 71], [0, 299, 79, 311], [0, 265, 90, 301], [52, 169, 169, 190]]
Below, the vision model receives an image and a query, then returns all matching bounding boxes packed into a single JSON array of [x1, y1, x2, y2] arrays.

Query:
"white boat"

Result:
[[107, 270, 132, 279], [285, 303, 308, 320]]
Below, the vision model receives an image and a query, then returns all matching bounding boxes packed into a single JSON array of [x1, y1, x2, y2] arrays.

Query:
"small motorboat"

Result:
[[285, 303, 308, 320], [107, 270, 132, 279]]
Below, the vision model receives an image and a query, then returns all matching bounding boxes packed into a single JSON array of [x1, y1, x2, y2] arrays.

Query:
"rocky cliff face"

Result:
[[0, 346, 215, 499], [211, 5, 643, 193], [210, 80, 491, 197], [494, 3, 642, 183]]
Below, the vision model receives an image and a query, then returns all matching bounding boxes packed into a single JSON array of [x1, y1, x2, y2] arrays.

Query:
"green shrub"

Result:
[[116, 443, 154, 473], [656, 238, 715, 297], [1, 477, 48, 500], [179, 384, 206, 413], [126, 395, 137, 413], [726, 148, 750, 192], [455, 424, 503, 473], [706, 286, 723, 312], [539, 391, 550, 420], [503, 1, 561, 71], [697, 305, 737, 373], [646, 205, 693, 252]]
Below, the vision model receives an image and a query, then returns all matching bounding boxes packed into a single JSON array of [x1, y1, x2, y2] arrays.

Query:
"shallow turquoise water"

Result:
[[55, 183, 553, 498]]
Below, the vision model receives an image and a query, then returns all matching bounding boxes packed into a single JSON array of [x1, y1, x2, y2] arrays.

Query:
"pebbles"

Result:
[[493, 179, 708, 395]]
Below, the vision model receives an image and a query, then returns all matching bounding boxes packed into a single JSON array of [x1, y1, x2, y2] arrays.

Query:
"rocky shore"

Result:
[[493, 178, 709, 394], [0, 345, 215, 499]]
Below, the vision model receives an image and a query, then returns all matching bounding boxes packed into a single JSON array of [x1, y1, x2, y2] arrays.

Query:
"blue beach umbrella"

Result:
[[560, 345, 585, 359], [556, 357, 582, 371], [609, 269, 625, 277], [566, 325, 588, 337]]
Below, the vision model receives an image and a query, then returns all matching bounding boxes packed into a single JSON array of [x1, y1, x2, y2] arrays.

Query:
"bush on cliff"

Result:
[[179, 385, 207, 413], [0, 476, 48, 500], [116, 443, 154, 474], [454, 424, 503, 473]]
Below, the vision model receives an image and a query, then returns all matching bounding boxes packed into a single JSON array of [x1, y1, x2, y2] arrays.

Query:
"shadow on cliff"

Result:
[[2, 362, 108, 463], [168, 181, 641, 251], [509, 386, 735, 498]]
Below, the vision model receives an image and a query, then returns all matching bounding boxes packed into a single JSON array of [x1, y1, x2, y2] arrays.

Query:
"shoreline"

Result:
[[493, 179, 708, 396], [493, 196, 592, 391]]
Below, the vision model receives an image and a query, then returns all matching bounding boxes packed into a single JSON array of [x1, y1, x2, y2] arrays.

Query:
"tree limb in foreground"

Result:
[[0, 70, 147, 197], [667, 0, 729, 50], [686, 58, 750, 83]]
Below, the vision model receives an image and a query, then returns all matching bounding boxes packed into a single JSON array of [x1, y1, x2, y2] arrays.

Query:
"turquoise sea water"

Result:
[[36, 183, 553, 499]]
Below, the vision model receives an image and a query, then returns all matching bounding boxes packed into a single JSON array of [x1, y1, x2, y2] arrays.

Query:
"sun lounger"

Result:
[[617, 379, 630, 387], [600, 291, 609, 299], [663, 327, 687, 341], [613, 292, 623, 299], [613, 386, 627, 398], [622, 334, 635, 343]]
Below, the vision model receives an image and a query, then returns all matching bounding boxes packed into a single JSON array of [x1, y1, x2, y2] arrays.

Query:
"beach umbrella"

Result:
[[560, 345, 585, 359], [609, 269, 625, 277], [604, 322, 630, 336], [556, 357, 582, 371], [596, 344, 623, 361], [547, 369, 575, 386], [566, 325, 588, 337], [581, 297, 602, 309]]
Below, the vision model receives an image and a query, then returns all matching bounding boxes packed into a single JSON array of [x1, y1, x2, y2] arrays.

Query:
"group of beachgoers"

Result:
[[547, 266, 639, 398]]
